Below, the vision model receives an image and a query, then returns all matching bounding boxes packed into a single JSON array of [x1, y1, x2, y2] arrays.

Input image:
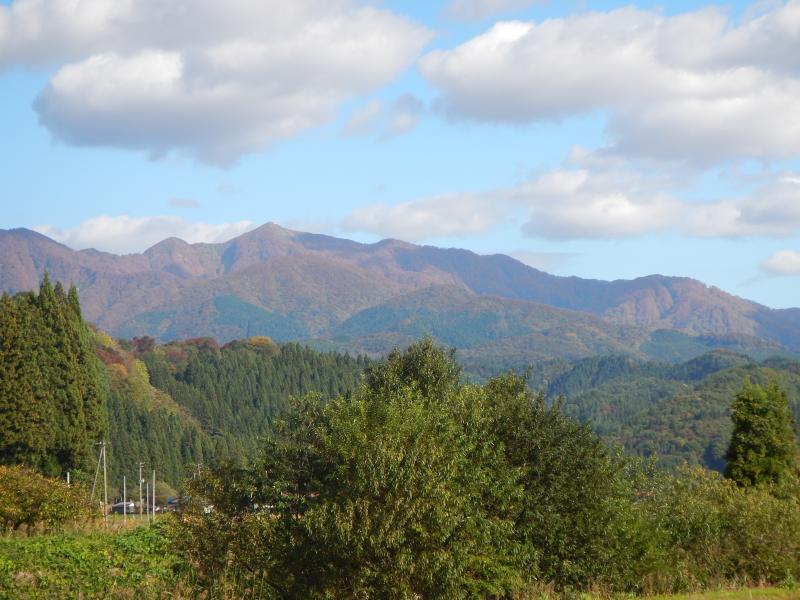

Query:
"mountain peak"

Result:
[[239, 222, 297, 240], [144, 236, 191, 254], [1, 227, 69, 246]]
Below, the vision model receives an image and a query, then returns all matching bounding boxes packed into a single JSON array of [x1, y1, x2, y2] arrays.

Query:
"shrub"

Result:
[[0, 465, 95, 534], [635, 466, 800, 593]]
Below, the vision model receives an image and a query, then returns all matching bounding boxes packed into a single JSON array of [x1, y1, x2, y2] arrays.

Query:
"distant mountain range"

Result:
[[2, 223, 798, 368]]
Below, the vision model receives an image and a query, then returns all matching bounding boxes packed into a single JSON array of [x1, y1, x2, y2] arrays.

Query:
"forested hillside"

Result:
[[94, 332, 210, 492], [137, 336, 366, 462], [0, 281, 367, 493], [530, 351, 800, 470], [3, 278, 798, 495]]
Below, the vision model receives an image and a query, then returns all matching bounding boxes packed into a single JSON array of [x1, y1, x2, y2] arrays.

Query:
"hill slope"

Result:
[[536, 351, 800, 470]]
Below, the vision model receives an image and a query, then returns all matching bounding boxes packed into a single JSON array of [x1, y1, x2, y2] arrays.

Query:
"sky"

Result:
[[1, 0, 799, 308]]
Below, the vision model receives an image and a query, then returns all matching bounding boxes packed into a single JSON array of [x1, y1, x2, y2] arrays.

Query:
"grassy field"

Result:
[[2, 523, 799, 600], [0, 522, 181, 599], [651, 589, 800, 600]]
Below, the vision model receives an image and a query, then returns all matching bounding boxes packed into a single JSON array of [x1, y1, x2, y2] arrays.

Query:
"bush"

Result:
[[0, 465, 95, 534], [635, 466, 800, 593]]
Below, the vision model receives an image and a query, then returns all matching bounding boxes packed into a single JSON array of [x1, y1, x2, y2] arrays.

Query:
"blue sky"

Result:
[[1, 0, 799, 308]]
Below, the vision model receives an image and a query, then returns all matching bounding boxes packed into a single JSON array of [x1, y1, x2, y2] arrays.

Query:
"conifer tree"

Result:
[[0, 293, 53, 467], [0, 278, 108, 476], [725, 380, 798, 486]]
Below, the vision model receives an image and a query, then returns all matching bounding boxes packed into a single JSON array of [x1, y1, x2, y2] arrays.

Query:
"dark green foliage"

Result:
[[175, 340, 675, 596], [525, 352, 800, 471], [725, 381, 798, 486], [140, 338, 365, 462], [0, 293, 53, 467], [0, 278, 106, 476], [105, 383, 209, 496], [175, 340, 525, 598], [5, 335, 800, 598], [213, 295, 309, 341], [0, 280, 214, 492], [486, 372, 645, 590], [87, 329, 212, 496]]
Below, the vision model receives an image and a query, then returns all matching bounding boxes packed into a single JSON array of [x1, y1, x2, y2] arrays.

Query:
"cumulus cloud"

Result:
[[445, 0, 543, 21], [342, 193, 505, 240], [34, 215, 257, 254], [341, 166, 800, 242], [515, 169, 682, 240], [420, 2, 800, 164], [761, 250, 800, 276], [687, 175, 800, 237], [2, 0, 430, 164]]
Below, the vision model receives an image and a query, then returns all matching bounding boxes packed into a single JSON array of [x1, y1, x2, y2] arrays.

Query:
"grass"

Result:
[[0, 521, 182, 599], [650, 589, 800, 600], [2, 522, 799, 599]]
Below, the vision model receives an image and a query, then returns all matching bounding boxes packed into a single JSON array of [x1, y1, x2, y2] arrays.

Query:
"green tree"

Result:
[[0, 278, 108, 476], [486, 371, 646, 590], [0, 293, 54, 468], [724, 380, 798, 487], [175, 340, 524, 599]]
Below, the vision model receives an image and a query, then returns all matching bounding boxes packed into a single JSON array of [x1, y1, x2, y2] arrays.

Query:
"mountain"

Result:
[[1, 224, 798, 366]]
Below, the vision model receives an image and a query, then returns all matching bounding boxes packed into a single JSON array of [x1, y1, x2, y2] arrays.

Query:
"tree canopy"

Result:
[[0, 276, 106, 476], [174, 338, 652, 597], [725, 380, 798, 486]]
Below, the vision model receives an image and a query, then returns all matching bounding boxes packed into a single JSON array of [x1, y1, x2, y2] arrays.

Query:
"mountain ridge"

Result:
[[1, 223, 797, 364]]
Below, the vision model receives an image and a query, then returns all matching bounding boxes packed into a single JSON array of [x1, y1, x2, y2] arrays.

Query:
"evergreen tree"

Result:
[[724, 380, 798, 486], [0, 278, 107, 476], [0, 293, 54, 468]]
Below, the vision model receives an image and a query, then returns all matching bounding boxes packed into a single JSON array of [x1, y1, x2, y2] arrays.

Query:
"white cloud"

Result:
[[420, 2, 800, 164], [341, 166, 800, 242], [687, 175, 800, 237], [341, 94, 425, 139], [761, 250, 800, 276], [383, 93, 425, 138], [341, 100, 383, 137], [516, 170, 683, 240], [445, 0, 543, 21], [342, 193, 505, 240], [2, 0, 430, 164], [34, 215, 257, 254]]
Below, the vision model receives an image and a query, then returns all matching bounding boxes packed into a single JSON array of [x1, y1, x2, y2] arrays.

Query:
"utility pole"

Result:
[[91, 443, 103, 501], [123, 475, 127, 523], [146, 482, 150, 523], [102, 441, 108, 527], [152, 469, 156, 523], [138, 462, 144, 520]]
